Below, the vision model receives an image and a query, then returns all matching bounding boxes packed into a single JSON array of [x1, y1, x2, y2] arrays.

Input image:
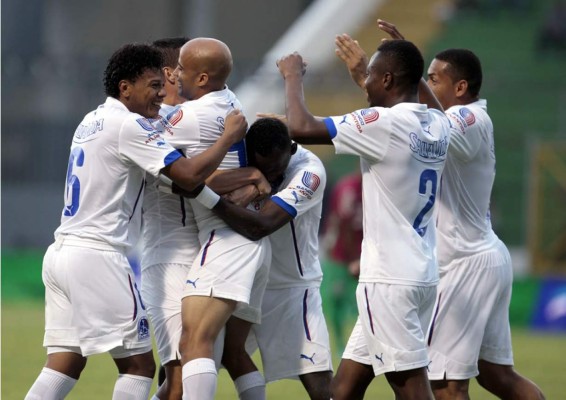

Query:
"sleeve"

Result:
[[324, 107, 392, 163], [445, 106, 482, 162], [271, 158, 327, 219], [160, 105, 202, 156], [118, 115, 182, 177]]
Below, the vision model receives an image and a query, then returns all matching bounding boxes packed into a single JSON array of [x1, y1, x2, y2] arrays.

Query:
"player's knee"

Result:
[[114, 351, 156, 378], [431, 379, 469, 400]]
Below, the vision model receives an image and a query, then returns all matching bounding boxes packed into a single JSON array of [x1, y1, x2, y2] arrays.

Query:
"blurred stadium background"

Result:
[[2, 0, 566, 398]]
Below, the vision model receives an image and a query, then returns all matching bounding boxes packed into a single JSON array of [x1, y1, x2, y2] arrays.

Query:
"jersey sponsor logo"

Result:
[[459, 107, 476, 126], [73, 118, 104, 141], [301, 171, 320, 191], [138, 317, 150, 340], [136, 118, 156, 131], [292, 190, 302, 205], [166, 107, 183, 126], [144, 132, 167, 147], [360, 108, 379, 124], [339, 115, 351, 125], [409, 132, 448, 161]]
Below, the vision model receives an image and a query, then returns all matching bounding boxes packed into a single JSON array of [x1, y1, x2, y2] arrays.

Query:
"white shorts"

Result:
[[427, 242, 514, 380], [183, 228, 271, 324], [141, 263, 190, 364], [246, 286, 333, 382], [42, 236, 152, 357], [342, 282, 436, 376]]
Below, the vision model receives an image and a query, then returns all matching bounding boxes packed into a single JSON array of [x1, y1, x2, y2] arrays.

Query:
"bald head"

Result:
[[179, 38, 232, 89]]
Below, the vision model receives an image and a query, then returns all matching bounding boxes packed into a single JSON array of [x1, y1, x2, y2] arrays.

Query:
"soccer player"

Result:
[[142, 37, 271, 400], [24, 43, 247, 400], [154, 37, 271, 400], [320, 171, 362, 355], [276, 40, 454, 400], [141, 37, 193, 400], [198, 117, 333, 400], [336, 19, 546, 400]]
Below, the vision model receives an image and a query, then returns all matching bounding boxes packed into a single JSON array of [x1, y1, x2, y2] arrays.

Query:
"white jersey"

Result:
[[158, 87, 245, 241], [267, 146, 326, 289], [437, 99, 500, 270], [140, 104, 199, 269], [54, 97, 182, 249], [324, 103, 453, 286]]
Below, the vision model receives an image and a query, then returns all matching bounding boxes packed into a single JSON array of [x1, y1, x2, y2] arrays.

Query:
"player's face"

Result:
[[427, 59, 458, 109], [127, 69, 166, 118], [254, 148, 292, 185], [174, 54, 201, 101], [364, 52, 386, 107]]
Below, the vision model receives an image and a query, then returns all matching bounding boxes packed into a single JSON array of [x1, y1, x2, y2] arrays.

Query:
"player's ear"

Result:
[[383, 71, 393, 90], [119, 80, 132, 99], [455, 79, 468, 98], [290, 142, 298, 155], [197, 72, 209, 87], [163, 67, 176, 85]]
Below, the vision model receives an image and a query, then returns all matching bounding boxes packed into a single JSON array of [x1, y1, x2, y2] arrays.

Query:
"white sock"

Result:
[[234, 371, 266, 400], [181, 358, 218, 400], [112, 374, 153, 400], [25, 367, 77, 400], [150, 395, 160, 400]]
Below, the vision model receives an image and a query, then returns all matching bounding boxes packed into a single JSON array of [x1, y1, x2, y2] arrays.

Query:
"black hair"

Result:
[[245, 118, 291, 165], [152, 37, 190, 68], [434, 48, 483, 98], [103, 43, 164, 98], [376, 40, 424, 92]]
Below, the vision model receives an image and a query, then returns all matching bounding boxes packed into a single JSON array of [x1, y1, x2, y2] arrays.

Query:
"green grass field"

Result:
[[3, 301, 566, 399]]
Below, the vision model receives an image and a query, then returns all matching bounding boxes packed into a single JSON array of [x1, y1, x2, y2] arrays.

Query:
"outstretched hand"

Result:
[[335, 34, 368, 90], [377, 19, 405, 40]]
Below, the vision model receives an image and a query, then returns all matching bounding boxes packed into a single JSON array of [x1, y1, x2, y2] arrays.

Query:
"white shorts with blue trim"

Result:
[[183, 228, 271, 324], [43, 236, 152, 358], [246, 286, 332, 382]]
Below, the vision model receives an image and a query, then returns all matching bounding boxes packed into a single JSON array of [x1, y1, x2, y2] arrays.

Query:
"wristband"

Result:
[[195, 185, 221, 209]]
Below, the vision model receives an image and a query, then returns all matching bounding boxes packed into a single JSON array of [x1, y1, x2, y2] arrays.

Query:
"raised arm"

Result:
[[335, 33, 369, 90], [277, 53, 332, 145]]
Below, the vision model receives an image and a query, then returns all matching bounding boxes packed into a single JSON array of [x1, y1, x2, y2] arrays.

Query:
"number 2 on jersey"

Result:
[[413, 169, 438, 237], [63, 147, 85, 216]]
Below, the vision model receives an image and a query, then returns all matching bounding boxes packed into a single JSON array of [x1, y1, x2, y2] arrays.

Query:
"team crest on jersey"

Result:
[[166, 107, 183, 126], [301, 171, 320, 191], [136, 118, 155, 131], [360, 108, 379, 124], [138, 317, 150, 340], [459, 107, 476, 126]]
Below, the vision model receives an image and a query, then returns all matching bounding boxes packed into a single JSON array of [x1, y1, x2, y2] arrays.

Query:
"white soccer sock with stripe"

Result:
[[24, 367, 77, 400], [182, 358, 218, 400], [234, 371, 266, 400], [112, 374, 153, 400]]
